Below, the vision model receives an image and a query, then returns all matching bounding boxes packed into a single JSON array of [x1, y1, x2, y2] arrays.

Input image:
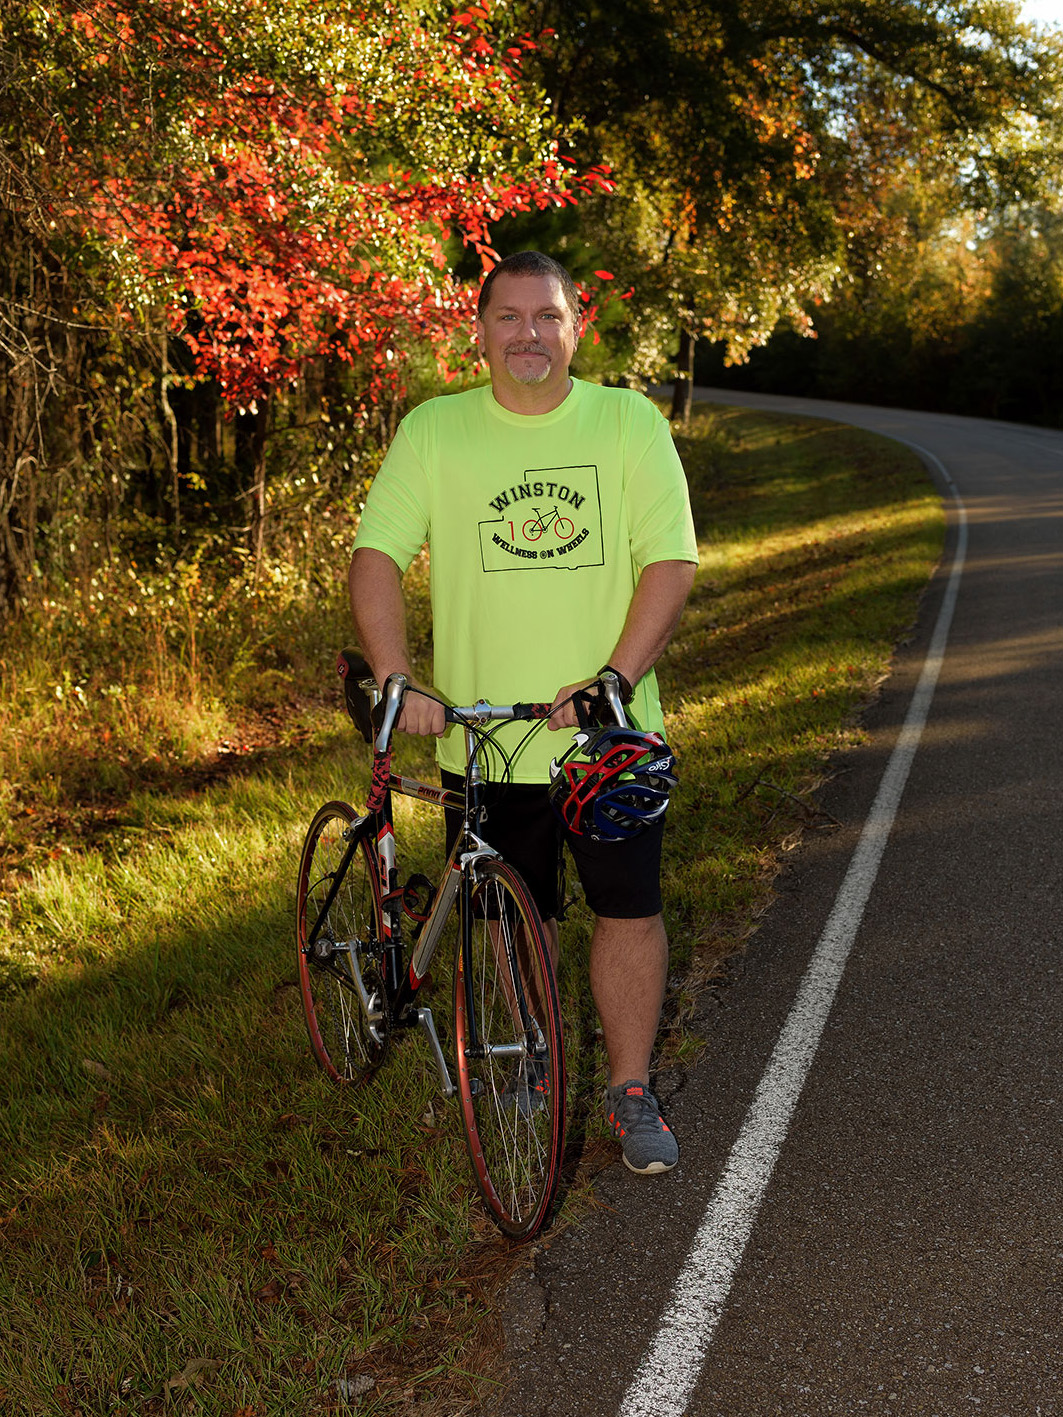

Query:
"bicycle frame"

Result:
[[305, 669, 627, 1098], [339, 680, 532, 1096], [298, 666, 631, 1238]]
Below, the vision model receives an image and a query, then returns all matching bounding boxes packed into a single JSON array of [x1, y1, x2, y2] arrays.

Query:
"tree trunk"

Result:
[[0, 219, 46, 617], [670, 325, 696, 423], [236, 399, 270, 583], [159, 333, 181, 532]]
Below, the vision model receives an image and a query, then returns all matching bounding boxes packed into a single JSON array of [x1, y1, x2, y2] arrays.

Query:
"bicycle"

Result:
[[295, 654, 630, 1240], [521, 504, 575, 542]]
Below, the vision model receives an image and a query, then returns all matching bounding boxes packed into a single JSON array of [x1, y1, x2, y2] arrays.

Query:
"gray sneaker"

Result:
[[605, 1080, 679, 1174], [500, 1058, 550, 1118]]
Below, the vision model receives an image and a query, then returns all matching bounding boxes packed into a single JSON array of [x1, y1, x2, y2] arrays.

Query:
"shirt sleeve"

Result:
[[624, 402, 699, 570], [351, 423, 431, 573]]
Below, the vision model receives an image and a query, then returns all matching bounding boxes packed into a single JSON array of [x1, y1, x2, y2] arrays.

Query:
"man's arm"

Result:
[[348, 547, 446, 736], [548, 558, 697, 730]]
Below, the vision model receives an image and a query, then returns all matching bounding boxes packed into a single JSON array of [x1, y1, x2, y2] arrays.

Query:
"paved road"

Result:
[[496, 393, 1063, 1417]]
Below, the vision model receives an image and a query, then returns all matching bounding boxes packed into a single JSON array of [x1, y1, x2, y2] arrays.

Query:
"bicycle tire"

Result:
[[296, 801, 388, 1085], [453, 859, 566, 1239]]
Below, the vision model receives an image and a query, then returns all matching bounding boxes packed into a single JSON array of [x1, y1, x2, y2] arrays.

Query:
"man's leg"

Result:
[[590, 911, 677, 1174], [589, 912, 669, 1086]]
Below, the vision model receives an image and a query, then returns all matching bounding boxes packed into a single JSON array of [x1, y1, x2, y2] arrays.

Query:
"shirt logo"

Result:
[[477, 465, 604, 572]]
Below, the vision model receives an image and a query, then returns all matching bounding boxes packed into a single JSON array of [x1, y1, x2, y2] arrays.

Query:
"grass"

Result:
[[0, 401, 943, 1414]]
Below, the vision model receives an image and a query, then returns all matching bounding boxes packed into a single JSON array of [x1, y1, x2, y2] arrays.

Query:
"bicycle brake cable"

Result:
[[402, 684, 586, 799]]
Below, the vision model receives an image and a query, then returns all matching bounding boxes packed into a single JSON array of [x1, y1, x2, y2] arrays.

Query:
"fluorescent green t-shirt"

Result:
[[352, 378, 698, 782]]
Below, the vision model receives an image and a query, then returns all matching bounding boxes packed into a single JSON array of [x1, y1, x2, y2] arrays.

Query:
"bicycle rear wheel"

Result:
[[296, 801, 388, 1085], [454, 859, 565, 1240]]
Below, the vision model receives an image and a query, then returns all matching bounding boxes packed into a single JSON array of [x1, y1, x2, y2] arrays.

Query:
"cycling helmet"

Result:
[[548, 727, 678, 842]]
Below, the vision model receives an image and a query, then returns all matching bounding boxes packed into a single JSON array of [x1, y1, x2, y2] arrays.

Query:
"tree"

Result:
[[505, 0, 1063, 416], [0, 0, 610, 599]]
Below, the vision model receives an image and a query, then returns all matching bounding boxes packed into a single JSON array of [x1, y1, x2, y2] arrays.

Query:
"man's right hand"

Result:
[[392, 678, 447, 737]]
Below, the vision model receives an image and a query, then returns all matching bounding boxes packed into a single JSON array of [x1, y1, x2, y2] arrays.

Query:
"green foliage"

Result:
[[0, 0, 603, 614], [1, 0, 1059, 622], [702, 194, 1063, 427], [501, 0, 1063, 382]]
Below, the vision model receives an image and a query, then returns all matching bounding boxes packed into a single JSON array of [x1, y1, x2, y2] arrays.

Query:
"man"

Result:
[[348, 251, 697, 1173]]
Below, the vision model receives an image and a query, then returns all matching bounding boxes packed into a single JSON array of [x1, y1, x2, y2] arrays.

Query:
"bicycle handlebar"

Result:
[[371, 674, 626, 754], [359, 671, 629, 811], [444, 699, 554, 725]]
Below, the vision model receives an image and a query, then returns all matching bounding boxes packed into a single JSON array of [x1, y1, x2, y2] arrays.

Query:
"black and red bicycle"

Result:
[[295, 654, 630, 1240]]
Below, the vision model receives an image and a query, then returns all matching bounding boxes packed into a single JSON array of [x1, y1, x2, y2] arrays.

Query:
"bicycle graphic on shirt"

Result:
[[508, 504, 576, 544]]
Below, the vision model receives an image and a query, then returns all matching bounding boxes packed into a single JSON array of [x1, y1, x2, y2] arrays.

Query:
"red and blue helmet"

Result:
[[548, 727, 678, 841]]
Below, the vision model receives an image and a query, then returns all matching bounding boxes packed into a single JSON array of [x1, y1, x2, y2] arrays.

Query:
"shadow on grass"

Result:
[[0, 811, 506, 1411]]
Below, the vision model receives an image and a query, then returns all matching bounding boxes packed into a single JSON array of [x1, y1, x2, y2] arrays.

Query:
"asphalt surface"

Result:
[[493, 392, 1063, 1417]]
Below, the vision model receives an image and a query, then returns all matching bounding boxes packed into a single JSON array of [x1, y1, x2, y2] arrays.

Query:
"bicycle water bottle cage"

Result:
[[337, 647, 378, 743], [379, 874, 437, 928]]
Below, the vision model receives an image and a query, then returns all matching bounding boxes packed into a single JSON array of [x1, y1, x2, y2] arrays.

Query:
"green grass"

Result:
[[0, 402, 943, 1414]]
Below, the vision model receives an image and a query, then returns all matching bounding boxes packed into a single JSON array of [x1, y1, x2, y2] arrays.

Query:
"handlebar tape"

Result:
[[365, 748, 393, 813]]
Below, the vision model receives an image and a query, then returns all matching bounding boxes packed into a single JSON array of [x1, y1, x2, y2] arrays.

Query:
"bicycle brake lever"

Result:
[[598, 671, 628, 728], [374, 673, 408, 753]]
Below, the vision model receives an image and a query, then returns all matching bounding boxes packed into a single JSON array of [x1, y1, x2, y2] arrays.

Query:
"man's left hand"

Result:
[[548, 679, 597, 731]]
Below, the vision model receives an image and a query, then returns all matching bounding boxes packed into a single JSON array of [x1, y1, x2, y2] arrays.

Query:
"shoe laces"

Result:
[[607, 1081, 667, 1137]]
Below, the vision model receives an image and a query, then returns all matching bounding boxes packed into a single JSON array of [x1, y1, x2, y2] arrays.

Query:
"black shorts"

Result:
[[442, 771, 665, 921]]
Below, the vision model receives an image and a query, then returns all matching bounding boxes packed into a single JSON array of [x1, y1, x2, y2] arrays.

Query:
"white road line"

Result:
[[621, 443, 968, 1417]]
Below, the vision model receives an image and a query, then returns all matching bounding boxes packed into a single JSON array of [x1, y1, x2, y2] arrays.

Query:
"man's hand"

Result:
[[548, 678, 597, 731], [393, 678, 447, 737]]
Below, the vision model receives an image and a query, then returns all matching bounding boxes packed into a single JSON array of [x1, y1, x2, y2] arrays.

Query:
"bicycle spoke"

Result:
[[296, 803, 388, 1085], [454, 860, 565, 1240]]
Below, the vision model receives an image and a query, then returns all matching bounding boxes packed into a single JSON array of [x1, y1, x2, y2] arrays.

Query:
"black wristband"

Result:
[[597, 664, 634, 704]]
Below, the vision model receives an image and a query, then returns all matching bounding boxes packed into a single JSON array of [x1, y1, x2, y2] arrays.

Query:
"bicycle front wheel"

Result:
[[296, 801, 388, 1085], [454, 860, 565, 1240]]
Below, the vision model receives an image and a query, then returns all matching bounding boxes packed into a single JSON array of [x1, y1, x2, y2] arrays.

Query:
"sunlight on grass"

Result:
[[0, 403, 943, 1412]]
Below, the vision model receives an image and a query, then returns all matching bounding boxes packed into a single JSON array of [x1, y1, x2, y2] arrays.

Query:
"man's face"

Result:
[[476, 272, 581, 402]]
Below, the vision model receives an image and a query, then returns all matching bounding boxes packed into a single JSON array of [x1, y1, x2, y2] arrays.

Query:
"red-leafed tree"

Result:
[[6, 0, 610, 579]]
